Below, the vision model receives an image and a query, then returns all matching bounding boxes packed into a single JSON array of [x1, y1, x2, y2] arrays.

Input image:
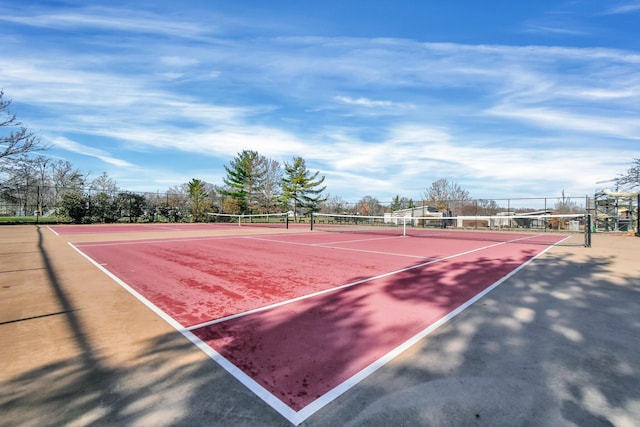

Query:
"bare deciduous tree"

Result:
[[423, 178, 471, 214], [618, 158, 640, 189], [1, 90, 49, 162]]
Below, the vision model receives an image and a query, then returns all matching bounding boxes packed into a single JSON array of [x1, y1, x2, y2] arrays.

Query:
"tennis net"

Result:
[[311, 213, 591, 246], [207, 212, 289, 229]]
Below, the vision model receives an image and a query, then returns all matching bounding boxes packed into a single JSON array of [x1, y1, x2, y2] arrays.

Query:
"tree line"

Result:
[[0, 149, 328, 223]]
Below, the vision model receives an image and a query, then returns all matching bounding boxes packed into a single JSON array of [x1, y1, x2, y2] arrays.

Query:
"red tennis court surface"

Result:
[[71, 230, 566, 424]]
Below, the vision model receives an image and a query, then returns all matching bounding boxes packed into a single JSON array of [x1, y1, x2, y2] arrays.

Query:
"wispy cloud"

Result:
[[0, 6, 215, 39], [486, 105, 640, 140], [334, 96, 394, 107], [50, 137, 136, 168], [524, 24, 587, 36], [602, 2, 640, 15], [576, 89, 637, 100]]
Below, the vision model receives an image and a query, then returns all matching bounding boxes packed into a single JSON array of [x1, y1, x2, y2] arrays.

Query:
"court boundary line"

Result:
[[295, 240, 560, 421], [72, 232, 312, 248], [68, 241, 304, 425], [245, 235, 428, 259], [69, 232, 567, 426], [74, 235, 245, 247], [185, 233, 542, 330], [138, 224, 186, 231], [48, 222, 291, 236]]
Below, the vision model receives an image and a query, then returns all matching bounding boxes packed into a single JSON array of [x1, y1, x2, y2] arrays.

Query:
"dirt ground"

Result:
[[1, 225, 639, 426]]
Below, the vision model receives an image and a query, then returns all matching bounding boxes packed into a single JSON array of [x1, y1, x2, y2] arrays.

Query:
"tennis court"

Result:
[[2, 223, 640, 426], [67, 226, 567, 424]]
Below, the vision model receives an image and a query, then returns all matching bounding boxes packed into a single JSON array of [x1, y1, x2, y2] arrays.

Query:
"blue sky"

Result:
[[1, 1, 639, 203]]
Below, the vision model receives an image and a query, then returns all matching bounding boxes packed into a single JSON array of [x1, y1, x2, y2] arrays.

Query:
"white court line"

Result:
[[186, 232, 556, 424], [71, 232, 562, 426], [74, 235, 239, 247], [245, 235, 426, 259], [295, 239, 561, 423], [310, 235, 410, 246], [140, 224, 185, 231], [68, 241, 303, 425], [186, 235, 536, 331], [46, 226, 60, 236], [246, 233, 406, 246], [72, 232, 314, 248]]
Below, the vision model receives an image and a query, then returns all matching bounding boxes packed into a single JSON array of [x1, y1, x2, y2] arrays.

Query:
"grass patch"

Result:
[[0, 216, 70, 224]]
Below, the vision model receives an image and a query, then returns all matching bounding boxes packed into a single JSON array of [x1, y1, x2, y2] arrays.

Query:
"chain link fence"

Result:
[[320, 196, 589, 216], [1, 184, 637, 234]]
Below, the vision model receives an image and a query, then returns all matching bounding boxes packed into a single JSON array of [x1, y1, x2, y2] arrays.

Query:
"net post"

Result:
[[310, 212, 314, 231], [585, 214, 592, 247], [403, 216, 407, 236], [285, 214, 289, 229]]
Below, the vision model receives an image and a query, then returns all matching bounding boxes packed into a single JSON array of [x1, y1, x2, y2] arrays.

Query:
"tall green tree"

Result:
[[115, 192, 146, 223], [389, 196, 415, 212], [390, 195, 402, 212], [281, 156, 326, 221], [222, 150, 264, 214], [187, 178, 209, 222], [90, 191, 118, 223], [60, 190, 88, 223]]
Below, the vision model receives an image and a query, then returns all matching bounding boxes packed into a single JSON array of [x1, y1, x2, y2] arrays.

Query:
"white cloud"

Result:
[[159, 56, 201, 67], [0, 7, 215, 39], [334, 96, 393, 107], [576, 89, 637, 100], [603, 2, 640, 15], [486, 105, 640, 140], [524, 25, 587, 36], [50, 137, 136, 168]]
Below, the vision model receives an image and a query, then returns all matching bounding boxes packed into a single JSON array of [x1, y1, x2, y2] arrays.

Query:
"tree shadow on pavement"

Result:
[[0, 226, 291, 427], [309, 247, 640, 426]]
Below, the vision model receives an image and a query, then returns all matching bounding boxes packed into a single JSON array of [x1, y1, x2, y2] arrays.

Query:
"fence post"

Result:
[[636, 194, 640, 237], [36, 185, 40, 224]]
